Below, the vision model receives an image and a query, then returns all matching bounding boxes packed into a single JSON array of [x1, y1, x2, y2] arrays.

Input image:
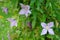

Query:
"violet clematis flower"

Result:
[[19, 3, 31, 17], [7, 18, 17, 27], [41, 22, 54, 35], [2, 7, 8, 14]]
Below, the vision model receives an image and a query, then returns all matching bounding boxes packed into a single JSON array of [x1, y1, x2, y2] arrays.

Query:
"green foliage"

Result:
[[0, 0, 60, 40]]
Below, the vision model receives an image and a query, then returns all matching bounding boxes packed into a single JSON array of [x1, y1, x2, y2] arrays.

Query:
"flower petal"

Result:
[[10, 21, 17, 27], [48, 29, 54, 35], [7, 18, 17, 27], [19, 9, 26, 15], [2, 7, 8, 14], [48, 22, 54, 28], [25, 14, 28, 17], [19, 9, 30, 17], [41, 22, 47, 28], [7, 18, 14, 22], [28, 10, 31, 14], [41, 29, 47, 35], [20, 3, 25, 9], [26, 5, 30, 9]]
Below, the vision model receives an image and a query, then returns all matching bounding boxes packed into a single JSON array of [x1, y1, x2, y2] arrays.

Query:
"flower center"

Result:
[[46, 26, 49, 30]]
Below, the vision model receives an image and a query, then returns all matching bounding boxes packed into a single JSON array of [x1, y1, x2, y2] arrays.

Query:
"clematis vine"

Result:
[[41, 22, 54, 35], [19, 3, 31, 17], [7, 18, 17, 28], [2, 7, 8, 14]]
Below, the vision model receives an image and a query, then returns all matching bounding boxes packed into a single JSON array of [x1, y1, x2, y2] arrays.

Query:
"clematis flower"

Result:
[[19, 3, 31, 17], [7, 18, 17, 28], [2, 7, 8, 14], [41, 22, 54, 35]]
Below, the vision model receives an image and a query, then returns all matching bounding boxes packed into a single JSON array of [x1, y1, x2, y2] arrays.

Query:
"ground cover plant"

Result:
[[0, 0, 60, 40]]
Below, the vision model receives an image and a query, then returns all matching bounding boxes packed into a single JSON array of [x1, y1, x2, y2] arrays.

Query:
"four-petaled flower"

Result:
[[41, 22, 54, 35], [19, 3, 31, 17], [7, 18, 17, 28]]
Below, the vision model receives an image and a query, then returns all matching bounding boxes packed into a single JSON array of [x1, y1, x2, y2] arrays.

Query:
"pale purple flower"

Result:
[[2, 7, 8, 14], [7, 18, 17, 27], [19, 3, 31, 17], [41, 22, 54, 35]]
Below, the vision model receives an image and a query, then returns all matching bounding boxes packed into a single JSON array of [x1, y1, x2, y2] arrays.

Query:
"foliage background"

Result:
[[0, 0, 60, 40]]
